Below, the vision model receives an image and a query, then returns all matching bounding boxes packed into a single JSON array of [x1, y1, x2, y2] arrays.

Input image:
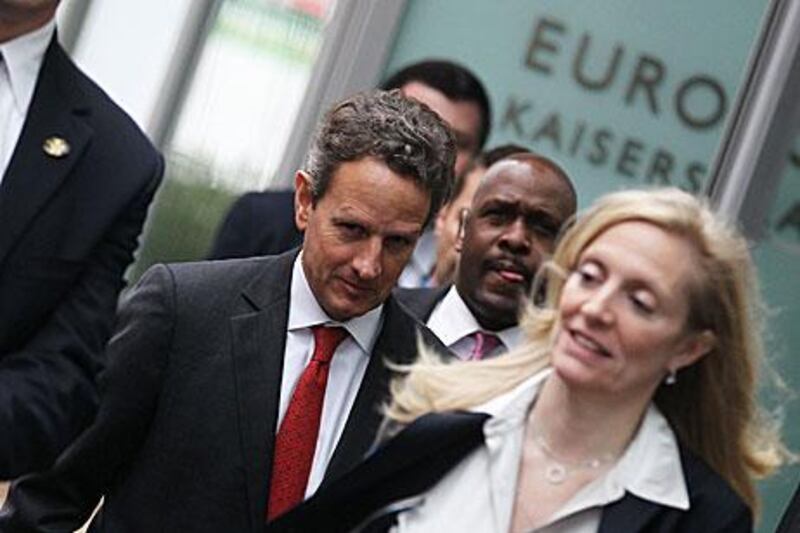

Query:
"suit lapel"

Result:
[[393, 285, 449, 323], [270, 411, 490, 532], [0, 39, 92, 266], [230, 251, 296, 532], [323, 297, 421, 482], [598, 492, 664, 533]]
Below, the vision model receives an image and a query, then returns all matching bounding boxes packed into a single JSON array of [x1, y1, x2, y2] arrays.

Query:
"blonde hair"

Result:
[[387, 187, 789, 513]]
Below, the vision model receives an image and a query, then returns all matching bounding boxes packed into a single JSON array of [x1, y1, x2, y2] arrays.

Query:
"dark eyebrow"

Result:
[[452, 130, 476, 149], [331, 215, 364, 226], [481, 198, 561, 224]]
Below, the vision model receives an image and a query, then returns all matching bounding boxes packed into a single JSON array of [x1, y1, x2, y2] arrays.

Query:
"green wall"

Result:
[[385, 2, 798, 529]]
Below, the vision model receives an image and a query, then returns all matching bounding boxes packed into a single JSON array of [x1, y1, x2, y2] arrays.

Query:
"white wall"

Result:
[[59, 0, 194, 135]]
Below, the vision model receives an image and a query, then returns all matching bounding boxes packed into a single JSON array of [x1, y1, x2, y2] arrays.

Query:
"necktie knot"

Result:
[[469, 331, 502, 360], [311, 325, 348, 363]]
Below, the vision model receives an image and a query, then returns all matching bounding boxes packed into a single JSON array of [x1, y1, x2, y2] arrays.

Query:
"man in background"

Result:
[[0, 0, 163, 477], [396, 153, 576, 359], [430, 143, 530, 287], [385, 60, 492, 288], [1, 90, 454, 531]]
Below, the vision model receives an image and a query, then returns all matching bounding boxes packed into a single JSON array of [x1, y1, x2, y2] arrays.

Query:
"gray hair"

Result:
[[303, 89, 456, 224]]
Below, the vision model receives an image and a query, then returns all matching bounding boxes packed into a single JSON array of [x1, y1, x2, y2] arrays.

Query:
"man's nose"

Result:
[[499, 219, 532, 253], [353, 239, 382, 280]]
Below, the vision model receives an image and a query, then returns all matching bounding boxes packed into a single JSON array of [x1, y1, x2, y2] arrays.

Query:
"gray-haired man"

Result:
[[2, 90, 454, 532]]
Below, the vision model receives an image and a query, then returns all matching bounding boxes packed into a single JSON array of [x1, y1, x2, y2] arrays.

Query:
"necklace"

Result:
[[529, 425, 619, 485]]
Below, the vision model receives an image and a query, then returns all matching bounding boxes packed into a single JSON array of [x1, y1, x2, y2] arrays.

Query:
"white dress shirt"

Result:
[[280, 253, 383, 497], [0, 18, 55, 181], [394, 369, 690, 532], [426, 285, 524, 360]]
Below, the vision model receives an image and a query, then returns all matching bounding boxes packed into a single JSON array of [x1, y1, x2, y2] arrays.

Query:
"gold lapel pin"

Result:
[[43, 136, 71, 158]]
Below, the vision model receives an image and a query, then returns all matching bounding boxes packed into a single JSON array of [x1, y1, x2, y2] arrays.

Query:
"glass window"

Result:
[[384, 0, 770, 204], [131, 0, 336, 280], [755, 129, 800, 532]]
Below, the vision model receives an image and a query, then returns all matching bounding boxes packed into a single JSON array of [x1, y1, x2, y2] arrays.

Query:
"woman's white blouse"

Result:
[[392, 370, 690, 532]]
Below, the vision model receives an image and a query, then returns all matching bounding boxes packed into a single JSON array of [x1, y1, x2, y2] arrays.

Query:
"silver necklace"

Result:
[[530, 426, 619, 485]]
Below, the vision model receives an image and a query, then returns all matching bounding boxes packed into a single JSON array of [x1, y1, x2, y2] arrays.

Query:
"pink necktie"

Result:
[[267, 326, 348, 521], [469, 331, 502, 360]]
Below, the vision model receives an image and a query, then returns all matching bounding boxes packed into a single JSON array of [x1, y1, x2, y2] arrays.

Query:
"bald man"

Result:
[[396, 154, 577, 359]]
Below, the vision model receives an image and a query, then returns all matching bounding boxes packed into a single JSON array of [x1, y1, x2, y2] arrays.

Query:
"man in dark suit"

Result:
[[0, 1, 162, 477], [778, 480, 800, 532], [0, 89, 455, 531], [429, 143, 531, 287], [396, 153, 576, 359], [208, 60, 491, 288]]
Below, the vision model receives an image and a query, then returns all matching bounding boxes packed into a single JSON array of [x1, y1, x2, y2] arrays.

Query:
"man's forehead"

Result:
[[332, 204, 425, 235], [477, 160, 573, 211]]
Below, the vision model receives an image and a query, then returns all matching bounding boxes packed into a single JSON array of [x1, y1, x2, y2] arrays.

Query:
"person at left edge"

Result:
[[0, 89, 455, 532], [0, 1, 163, 477]]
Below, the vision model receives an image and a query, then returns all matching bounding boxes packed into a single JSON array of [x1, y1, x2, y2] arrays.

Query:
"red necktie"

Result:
[[267, 325, 349, 521], [469, 331, 501, 360]]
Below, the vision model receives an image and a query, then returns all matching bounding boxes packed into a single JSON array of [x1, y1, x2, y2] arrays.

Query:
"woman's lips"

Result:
[[569, 328, 612, 358]]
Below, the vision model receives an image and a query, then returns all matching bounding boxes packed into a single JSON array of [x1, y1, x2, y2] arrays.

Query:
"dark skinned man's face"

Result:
[[456, 158, 575, 331]]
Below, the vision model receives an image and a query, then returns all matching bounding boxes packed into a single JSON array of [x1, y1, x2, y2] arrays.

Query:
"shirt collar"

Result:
[[473, 369, 690, 511], [429, 285, 522, 350], [288, 252, 383, 354], [609, 404, 690, 510], [0, 18, 55, 114], [472, 369, 550, 434]]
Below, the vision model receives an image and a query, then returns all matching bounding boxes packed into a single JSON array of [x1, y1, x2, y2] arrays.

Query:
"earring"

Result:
[[665, 369, 677, 385]]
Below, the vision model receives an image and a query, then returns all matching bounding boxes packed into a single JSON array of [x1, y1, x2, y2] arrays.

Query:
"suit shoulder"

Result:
[[393, 287, 432, 300], [680, 446, 752, 524], [230, 190, 294, 216], [239, 190, 294, 204], [50, 43, 159, 162], [382, 295, 449, 362], [393, 286, 448, 322], [163, 256, 274, 287]]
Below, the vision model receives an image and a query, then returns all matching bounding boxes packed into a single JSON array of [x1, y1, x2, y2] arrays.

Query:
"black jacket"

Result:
[[0, 35, 162, 476], [1, 250, 446, 533], [269, 411, 753, 533], [209, 190, 302, 260], [392, 286, 449, 323]]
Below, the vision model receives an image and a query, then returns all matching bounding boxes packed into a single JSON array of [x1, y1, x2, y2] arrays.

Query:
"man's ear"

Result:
[[294, 171, 313, 232], [433, 204, 449, 240], [669, 329, 716, 374], [454, 208, 470, 253]]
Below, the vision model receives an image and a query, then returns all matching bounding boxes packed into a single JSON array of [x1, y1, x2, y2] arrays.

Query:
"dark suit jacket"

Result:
[[0, 35, 162, 477], [777, 479, 800, 532], [209, 190, 302, 259], [268, 411, 753, 533], [392, 286, 449, 323], [1, 250, 443, 532]]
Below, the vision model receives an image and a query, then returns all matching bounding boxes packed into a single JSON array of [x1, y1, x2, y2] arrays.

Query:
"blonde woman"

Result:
[[270, 188, 788, 533]]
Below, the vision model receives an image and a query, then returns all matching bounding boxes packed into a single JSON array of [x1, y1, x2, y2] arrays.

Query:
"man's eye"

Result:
[[385, 236, 411, 252], [531, 222, 558, 238], [454, 133, 475, 152], [339, 223, 365, 238], [484, 209, 511, 224]]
